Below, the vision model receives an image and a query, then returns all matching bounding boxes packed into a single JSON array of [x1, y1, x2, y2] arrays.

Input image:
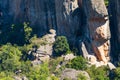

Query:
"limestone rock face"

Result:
[[83, 0, 111, 63], [0, 0, 80, 38]]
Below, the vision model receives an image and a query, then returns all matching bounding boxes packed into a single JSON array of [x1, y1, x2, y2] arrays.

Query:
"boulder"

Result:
[[63, 54, 76, 61], [39, 55, 50, 62], [86, 55, 97, 64], [31, 60, 42, 66], [60, 68, 90, 80], [14, 76, 28, 80], [107, 62, 116, 70]]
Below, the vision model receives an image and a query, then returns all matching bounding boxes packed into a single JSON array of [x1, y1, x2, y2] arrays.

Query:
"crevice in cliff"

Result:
[[109, 0, 119, 64]]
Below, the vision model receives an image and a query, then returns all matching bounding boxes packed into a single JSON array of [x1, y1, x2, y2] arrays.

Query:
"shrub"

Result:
[[77, 73, 87, 80], [66, 56, 87, 70], [53, 36, 70, 56], [26, 62, 49, 80], [104, 0, 109, 6], [113, 67, 120, 80], [50, 76, 59, 80], [49, 57, 63, 73], [0, 44, 22, 71], [86, 65, 109, 80]]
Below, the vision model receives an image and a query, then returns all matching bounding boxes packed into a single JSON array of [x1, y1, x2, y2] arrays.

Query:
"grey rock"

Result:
[[60, 68, 90, 80], [81, 42, 89, 59], [107, 62, 116, 70], [14, 76, 28, 80], [63, 53, 76, 61], [83, 0, 111, 63]]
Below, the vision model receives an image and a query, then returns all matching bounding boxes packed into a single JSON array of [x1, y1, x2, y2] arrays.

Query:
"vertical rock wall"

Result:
[[0, 0, 80, 38], [83, 0, 111, 63], [109, 0, 120, 63]]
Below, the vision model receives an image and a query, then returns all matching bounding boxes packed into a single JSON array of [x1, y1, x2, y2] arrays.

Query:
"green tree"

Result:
[[23, 22, 32, 43], [66, 56, 87, 70], [53, 36, 70, 56], [0, 44, 22, 71]]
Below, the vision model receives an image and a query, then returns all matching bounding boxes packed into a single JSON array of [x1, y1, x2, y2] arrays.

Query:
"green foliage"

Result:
[[77, 73, 87, 80], [0, 22, 32, 45], [49, 57, 63, 73], [26, 63, 49, 80], [66, 56, 87, 70], [104, 0, 109, 6], [0, 44, 22, 71], [86, 65, 109, 80], [23, 22, 32, 43], [113, 67, 120, 80], [50, 76, 59, 80], [53, 36, 70, 56], [18, 44, 35, 61], [20, 61, 32, 74], [0, 72, 14, 80]]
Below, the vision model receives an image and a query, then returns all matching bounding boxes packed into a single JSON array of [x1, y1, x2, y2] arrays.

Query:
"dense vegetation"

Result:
[[0, 22, 120, 80], [66, 56, 87, 70]]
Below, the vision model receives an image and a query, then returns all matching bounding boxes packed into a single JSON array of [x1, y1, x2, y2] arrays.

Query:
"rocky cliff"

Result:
[[83, 0, 110, 63], [1, 0, 119, 63], [0, 0, 79, 38], [109, 0, 120, 63]]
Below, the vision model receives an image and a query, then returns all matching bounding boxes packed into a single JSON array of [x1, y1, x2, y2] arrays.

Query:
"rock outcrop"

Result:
[[60, 68, 90, 80], [30, 29, 56, 64], [83, 0, 111, 63]]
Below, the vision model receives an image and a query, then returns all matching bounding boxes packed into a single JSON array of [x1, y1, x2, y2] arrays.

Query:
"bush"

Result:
[[113, 67, 120, 80], [0, 71, 14, 80], [77, 73, 87, 80], [26, 62, 49, 80], [104, 0, 109, 6], [53, 36, 70, 56], [0, 44, 22, 71], [50, 76, 59, 80], [49, 57, 63, 73], [86, 65, 109, 80], [66, 56, 87, 70]]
